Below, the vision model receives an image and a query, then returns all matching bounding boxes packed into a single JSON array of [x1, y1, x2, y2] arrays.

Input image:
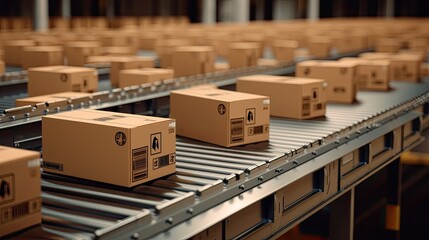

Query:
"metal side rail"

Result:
[[7, 80, 429, 239]]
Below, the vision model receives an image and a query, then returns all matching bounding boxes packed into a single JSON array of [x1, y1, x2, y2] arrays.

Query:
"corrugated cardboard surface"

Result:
[[170, 88, 270, 147], [22, 46, 64, 69], [27, 65, 98, 97], [0, 146, 41, 237], [237, 75, 327, 119], [110, 56, 155, 87], [42, 109, 176, 187], [172, 46, 215, 78], [119, 68, 174, 88]]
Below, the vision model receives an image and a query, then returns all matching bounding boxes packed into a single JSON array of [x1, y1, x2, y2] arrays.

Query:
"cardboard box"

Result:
[[100, 34, 139, 54], [307, 37, 332, 58], [257, 58, 280, 67], [390, 54, 421, 82], [271, 40, 299, 62], [0, 146, 41, 237], [15, 91, 92, 107], [155, 39, 192, 68], [86, 55, 118, 65], [65, 41, 102, 66], [28, 66, 98, 97], [0, 60, 4, 74], [228, 42, 260, 69], [170, 88, 270, 147], [296, 60, 357, 103], [421, 63, 429, 78], [375, 38, 401, 53], [22, 46, 64, 69], [358, 52, 393, 60], [42, 109, 176, 187], [110, 56, 155, 87], [4, 40, 36, 66], [102, 46, 134, 56], [172, 46, 215, 77], [214, 62, 229, 71], [237, 75, 326, 119], [340, 58, 391, 91], [119, 68, 174, 88]]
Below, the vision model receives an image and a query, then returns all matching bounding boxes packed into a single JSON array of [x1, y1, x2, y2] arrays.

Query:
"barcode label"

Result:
[[132, 147, 148, 182], [1, 198, 41, 224], [153, 153, 175, 170], [43, 161, 63, 171], [302, 96, 310, 116], [230, 118, 244, 143], [248, 125, 268, 136]]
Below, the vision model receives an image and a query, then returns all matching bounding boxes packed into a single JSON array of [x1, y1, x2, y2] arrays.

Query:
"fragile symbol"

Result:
[[218, 104, 226, 115], [246, 108, 255, 125], [150, 133, 162, 155], [0, 180, 10, 198], [0, 174, 14, 203], [115, 132, 127, 146]]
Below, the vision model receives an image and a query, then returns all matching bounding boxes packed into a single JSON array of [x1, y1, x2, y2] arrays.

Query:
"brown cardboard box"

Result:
[[110, 56, 155, 87], [340, 58, 391, 91], [359, 52, 393, 60], [170, 88, 270, 147], [15, 91, 92, 107], [237, 75, 326, 119], [257, 58, 280, 67], [307, 37, 332, 58], [375, 38, 401, 53], [296, 60, 358, 103], [155, 39, 192, 68], [271, 40, 299, 62], [42, 109, 176, 187], [4, 40, 36, 66], [100, 34, 139, 54], [421, 63, 429, 78], [0, 60, 4, 74], [140, 32, 162, 50], [102, 46, 134, 56], [390, 54, 421, 82], [65, 41, 102, 66], [228, 42, 260, 69], [22, 46, 64, 69], [408, 38, 427, 51], [28, 66, 98, 97], [172, 46, 215, 77], [214, 62, 229, 71], [0, 50, 4, 61], [0, 146, 41, 237], [119, 68, 174, 88], [86, 55, 118, 65]]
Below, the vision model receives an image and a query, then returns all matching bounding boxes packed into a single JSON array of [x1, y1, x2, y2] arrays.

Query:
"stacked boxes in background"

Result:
[[3, 40, 36, 66], [271, 40, 299, 62], [390, 54, 422, 82], [65, 41, 102, 66], [155, 39, 192, 68], [172, 46, 215, 77], [170, 88, 270, 147], [0, 60, 4, 74], [306, 37, 332, 58], [22, 46, 64, 69], [27, 65, 98, 97], [42, 110, 176, 187], [228, 42, 260, 69], [296, 60, 358, 103], [119, 68, 174, 88], [237, 75, 327, 119], [0, 146, 41, 237], [109, 56, 154, 87]]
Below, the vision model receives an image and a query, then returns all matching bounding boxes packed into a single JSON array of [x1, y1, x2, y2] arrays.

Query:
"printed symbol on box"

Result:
[[218, 104, 226, 115], [151, 133, 162, 155], [169, 154, 176, 164], [340, 68, 347, 74], [115, 132, 127, 146], [304, 68, 310, 75], [246, 108, 255, 125], [371, 71, 377, 79], [0, 174, 14, 203], [60, 73, 68, 82]]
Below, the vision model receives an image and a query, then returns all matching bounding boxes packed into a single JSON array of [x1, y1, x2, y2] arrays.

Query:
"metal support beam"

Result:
[[274, 0, 296, 20], [385, 0, 394, 18], [330, 188, 355, 240], [235, 0, 250, 23], [255, 0, 265, 20], [202, 0, 216, 24], [159, 0, 171, 16], [34, 0, 49, 32], [385, 159, 402, 239], [307, 0, 319, 21], [61, 0, 71, 19], [106, 0, 115, 19]]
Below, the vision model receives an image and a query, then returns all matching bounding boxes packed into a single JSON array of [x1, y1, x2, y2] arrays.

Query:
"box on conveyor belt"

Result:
[[27, 65, 98, 97], [214, 62, 229, 71], [101, 46, 134, 56], [340, 58, 391, 91], [237, 75, 327, 119], [22, 46, 64, 69], [110, 56, 154, 87], [65, 41, 102, 66], [15, 91, 92, 107], [3, 40, 36, 66], [421, 63, 429, 78], [390, 54, 422, 82], [296, 60, 357, 103], [0, 146, 41, 238], [85, 55, 118, 65], [172, 46, 216, 78], [155, 39, 193, 68], [119, 68, 174, 88], [42, 109, 176, 187], [358, 52, 393, 60], [0, 60, 4, 74], [257, 58, 280, 67], [271, 40, 299, 62], [228, 42, 260, 69], [375, 38, 401, 53], [306, 37, 332, 58], [170, 88, 270, 147]]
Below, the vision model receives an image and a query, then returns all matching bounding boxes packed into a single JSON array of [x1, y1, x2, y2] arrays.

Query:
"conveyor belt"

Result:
[[7, 80, 429, 239]]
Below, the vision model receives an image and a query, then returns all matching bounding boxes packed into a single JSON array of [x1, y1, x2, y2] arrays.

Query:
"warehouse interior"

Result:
[[0, 0, 429, 239]]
